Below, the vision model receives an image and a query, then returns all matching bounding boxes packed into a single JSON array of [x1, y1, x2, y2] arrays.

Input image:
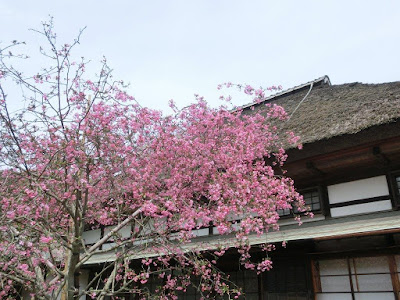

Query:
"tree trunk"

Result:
[[61, 241, 80, 300]]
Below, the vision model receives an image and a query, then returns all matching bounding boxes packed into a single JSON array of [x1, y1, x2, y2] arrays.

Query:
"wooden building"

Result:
[[83, 76, 400, 300]]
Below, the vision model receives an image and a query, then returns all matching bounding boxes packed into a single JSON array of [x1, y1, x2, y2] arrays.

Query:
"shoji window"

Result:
[[312, 255, 400, 300]]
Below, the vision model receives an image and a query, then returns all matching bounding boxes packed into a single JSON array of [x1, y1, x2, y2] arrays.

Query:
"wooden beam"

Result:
[[306, 161, 325, 176], [373, 146, 391, 166], [314, 228, 400, 241]]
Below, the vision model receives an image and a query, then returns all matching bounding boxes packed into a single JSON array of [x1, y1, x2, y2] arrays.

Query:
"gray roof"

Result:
[[243, 76, 400, 145]]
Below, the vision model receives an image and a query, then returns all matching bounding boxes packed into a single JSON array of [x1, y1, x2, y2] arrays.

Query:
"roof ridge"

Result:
[[238, 75, 331, 110]]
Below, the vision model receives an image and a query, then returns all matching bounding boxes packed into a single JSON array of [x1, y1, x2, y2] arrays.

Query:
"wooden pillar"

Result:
[[388, 255, 400, 300], [310, 260, 321, 300]]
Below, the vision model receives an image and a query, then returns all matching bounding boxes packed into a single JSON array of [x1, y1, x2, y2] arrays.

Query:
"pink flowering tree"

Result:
[[0, 19, 305, 300]]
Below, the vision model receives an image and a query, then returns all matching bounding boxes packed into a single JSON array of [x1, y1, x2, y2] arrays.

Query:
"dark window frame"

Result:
[[262, 257, 313, 299], [388, 171, 400, 210], [278, 186, 325, 218]]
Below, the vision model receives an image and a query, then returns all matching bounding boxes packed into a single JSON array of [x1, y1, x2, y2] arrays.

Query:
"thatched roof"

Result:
[[243, 76, 400, 145]]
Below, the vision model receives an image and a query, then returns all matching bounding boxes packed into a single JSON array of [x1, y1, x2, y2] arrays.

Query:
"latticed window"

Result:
[[303, 189, 321, 211], [224, 270, 259, 300], [278, 188, 322, 217], [174, 270, 259, 299], [262, 259, 313, 300]]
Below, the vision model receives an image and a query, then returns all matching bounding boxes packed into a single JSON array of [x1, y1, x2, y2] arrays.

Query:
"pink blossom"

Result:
[[244, 85, 254, 95], [39, 236, 53, 244], [6, 211, 15, 220], [18, 264, 29, 272]]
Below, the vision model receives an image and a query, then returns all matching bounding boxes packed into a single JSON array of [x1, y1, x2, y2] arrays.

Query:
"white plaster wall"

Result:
[[79, 270, 89, 300], [330, 200, 392, 217], [104, 224, 131, 239], [327, 176, 389, 204], [82, 228, 101, 244]]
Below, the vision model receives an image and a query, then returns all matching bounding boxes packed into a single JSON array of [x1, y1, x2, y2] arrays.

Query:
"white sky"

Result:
[[1, 0, 400, 112]]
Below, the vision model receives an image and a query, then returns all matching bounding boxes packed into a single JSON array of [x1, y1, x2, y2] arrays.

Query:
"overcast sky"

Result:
[[1, 0, 399, 111]]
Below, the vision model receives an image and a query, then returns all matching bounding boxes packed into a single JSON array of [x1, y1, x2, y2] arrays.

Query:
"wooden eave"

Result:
[[284, 124, 400, 187]]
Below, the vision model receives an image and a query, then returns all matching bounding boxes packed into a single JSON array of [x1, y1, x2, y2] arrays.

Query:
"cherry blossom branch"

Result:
[[76, 207, 143, 268]]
